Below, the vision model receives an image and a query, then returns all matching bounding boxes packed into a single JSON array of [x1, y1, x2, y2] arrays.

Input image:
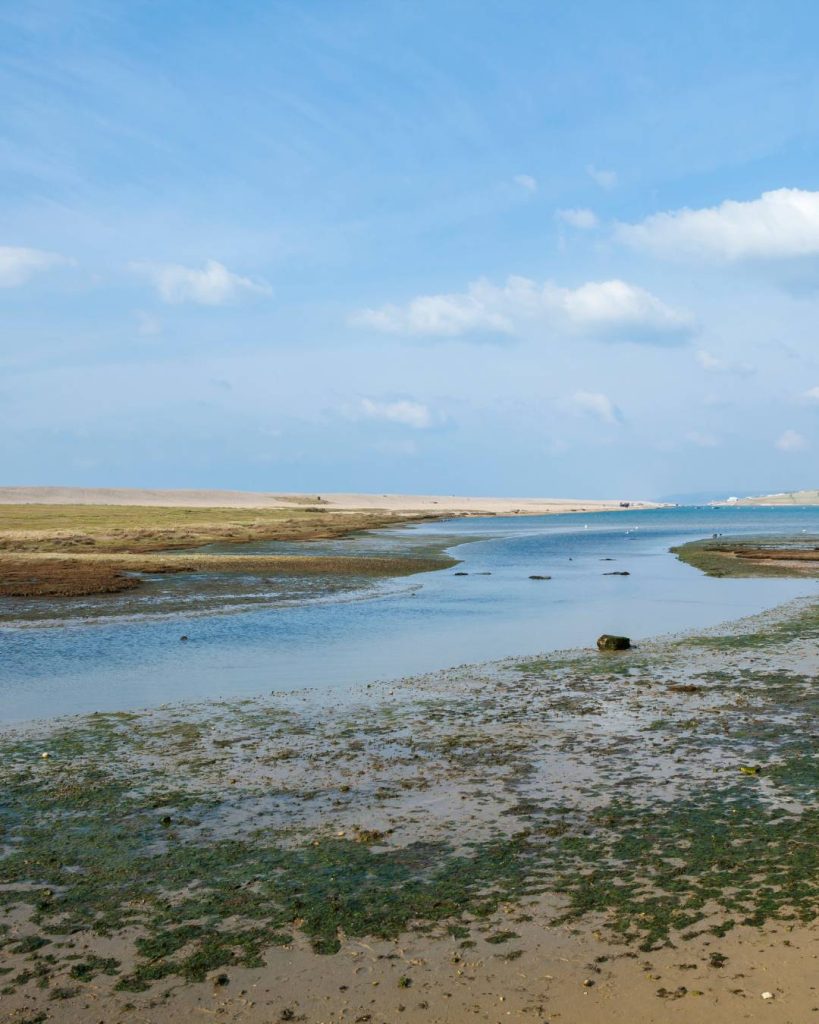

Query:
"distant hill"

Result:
[[735, 490, 819, 505]]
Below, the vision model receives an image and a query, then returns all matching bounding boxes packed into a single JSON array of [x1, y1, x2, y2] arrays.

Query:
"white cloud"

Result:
[[353, 398, 433, 429], [571, 390, 621, 424], [514, 174, 537, 193], [557, 207, 599, 230], [802, 386, 819, 402], [132, 259, 271, 305], [0, 246, 67, 287], [617, 188, 819, 260], [353, 275, 693, 345], [776, 429, 808, 452], [695, 350, 755, 376], [587, 165, 617, 190]]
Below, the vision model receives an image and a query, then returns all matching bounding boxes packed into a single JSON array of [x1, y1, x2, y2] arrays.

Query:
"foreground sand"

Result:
[[0, 486, 661, 515], [1, 597, 817, 1023]]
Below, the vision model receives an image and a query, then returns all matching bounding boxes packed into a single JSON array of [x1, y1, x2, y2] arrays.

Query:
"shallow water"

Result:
[[1, 505, 818, 723]]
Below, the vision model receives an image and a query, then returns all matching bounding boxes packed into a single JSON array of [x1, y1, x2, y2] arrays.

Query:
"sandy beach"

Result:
[[0, 487, 661, 516]]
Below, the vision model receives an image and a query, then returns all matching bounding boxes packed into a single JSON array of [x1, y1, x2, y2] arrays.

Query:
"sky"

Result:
[[3, 0, 819, 500]]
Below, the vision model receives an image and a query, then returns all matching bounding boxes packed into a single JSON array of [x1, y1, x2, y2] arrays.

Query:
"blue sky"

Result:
[[3, 0, 819, 499]]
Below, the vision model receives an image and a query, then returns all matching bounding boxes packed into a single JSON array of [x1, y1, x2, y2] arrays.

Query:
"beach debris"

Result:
[[179, 635, 189, 642], [657, 986, 688, 1000], [354, 828, 386, 844], [603, 570, 631, 576], [761, 991, 774, 1000], [40, 752, 50, 759], [739, 764, 762, 776], [597, 634, 631, 651], [529, 574, 552, 580]]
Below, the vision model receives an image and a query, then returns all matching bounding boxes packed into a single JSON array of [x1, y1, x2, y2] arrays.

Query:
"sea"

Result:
[[1, 505, 817, 723]]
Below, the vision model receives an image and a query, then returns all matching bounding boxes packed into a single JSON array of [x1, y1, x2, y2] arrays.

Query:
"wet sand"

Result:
[[1, 597, 817, 1023]]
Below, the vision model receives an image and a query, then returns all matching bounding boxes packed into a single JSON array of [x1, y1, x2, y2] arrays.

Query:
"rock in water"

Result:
[[597, 634, 631, 651]]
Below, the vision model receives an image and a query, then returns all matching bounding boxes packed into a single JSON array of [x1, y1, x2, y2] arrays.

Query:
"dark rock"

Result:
[[597, 634, 631, 651], [603, 571, 630, 576], [528, 574, 552, 580], [179, 635, 189, 642]]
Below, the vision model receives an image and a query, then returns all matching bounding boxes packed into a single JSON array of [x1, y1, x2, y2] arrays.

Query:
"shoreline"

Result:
[[0, 485, 663, 515], [1, 596, 817, 1022], [0, 493, 659, 604]]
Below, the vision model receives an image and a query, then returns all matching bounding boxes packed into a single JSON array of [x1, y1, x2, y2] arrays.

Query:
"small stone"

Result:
[[583, 979, 595, 987]]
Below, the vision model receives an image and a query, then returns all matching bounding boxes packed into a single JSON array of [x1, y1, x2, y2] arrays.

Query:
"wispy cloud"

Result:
[[587, 165, 617, 190], [616, 188, 819, 260], [571, 390, 621, 424], [353, 275, 693, 345], [0, 246, 68, 287], [513, 174, 537, 193], [802, 386, 819, 402], [776, 429, 808, 452], [556, 208, 599, 230], [349, 398, 434, 429], [695, 350, 755, 376], [131, 259, 271, 305]]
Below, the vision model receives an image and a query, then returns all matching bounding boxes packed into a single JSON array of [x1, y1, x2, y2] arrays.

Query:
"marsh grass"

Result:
[[0, 504, 456, 598]]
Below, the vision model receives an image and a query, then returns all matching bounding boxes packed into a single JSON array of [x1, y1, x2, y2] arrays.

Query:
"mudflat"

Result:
[[0, 503, 456, 599], [1, 596, 817, 1023], [0, 492, 656, 601], [674, 535, 819, 578]]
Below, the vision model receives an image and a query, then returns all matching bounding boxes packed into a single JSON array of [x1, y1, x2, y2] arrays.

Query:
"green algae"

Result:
[[1, 601, 818, 999], [673, 534, 819, 580]]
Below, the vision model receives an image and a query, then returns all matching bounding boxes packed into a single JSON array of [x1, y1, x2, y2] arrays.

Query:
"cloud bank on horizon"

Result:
[[3, 1, 819, 499]]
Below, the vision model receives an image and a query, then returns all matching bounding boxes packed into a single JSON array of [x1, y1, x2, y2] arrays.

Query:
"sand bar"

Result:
[[0, 485, 662, 515]]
